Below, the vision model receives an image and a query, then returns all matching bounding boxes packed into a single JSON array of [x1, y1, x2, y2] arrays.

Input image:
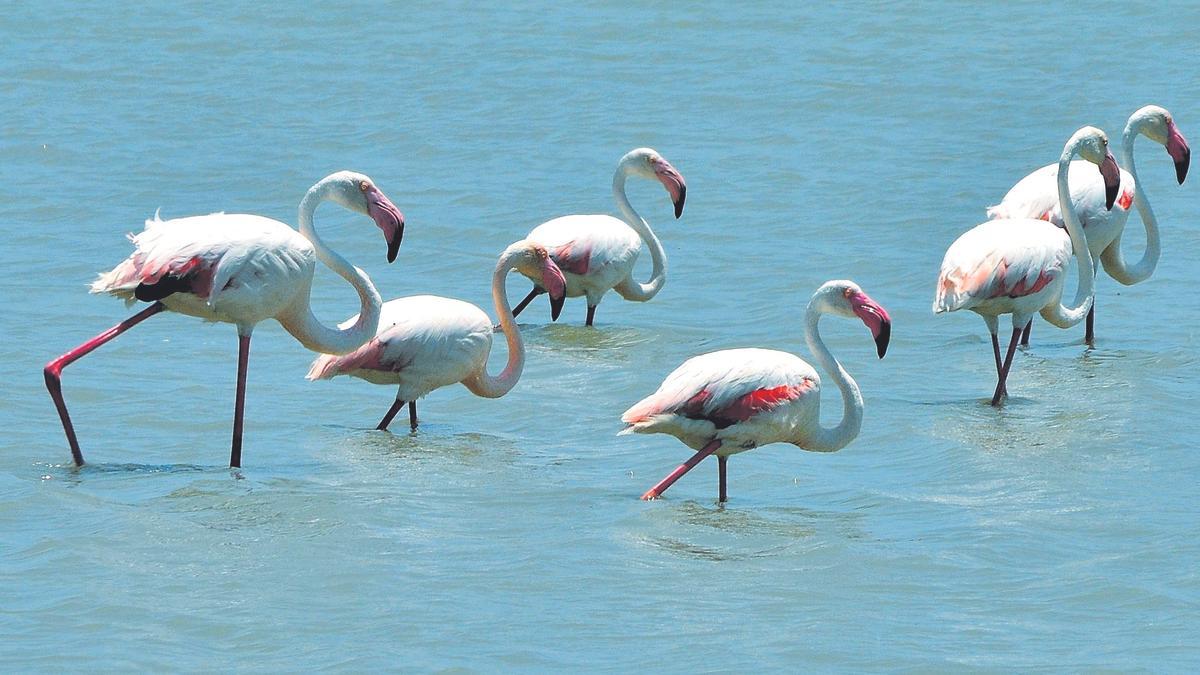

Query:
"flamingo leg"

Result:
[[1020, 320, 1032, 347], [510, 286, 544, 318], [718, 455, 728, 503], [991, 333, 1007, 398], [1084, 302, 1095, 346], [990, 327, 1022, 407], [585, 305, 597, 327], [408, 400, 418, 431], [641, 438, 722, 500], [376, 398, 406, 431], [43, 302, 166, 466], [230, 334, 251, 468]]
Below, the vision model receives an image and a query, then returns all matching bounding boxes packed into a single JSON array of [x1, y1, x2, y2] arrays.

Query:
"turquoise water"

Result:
[[3, 1, 1199, 670]]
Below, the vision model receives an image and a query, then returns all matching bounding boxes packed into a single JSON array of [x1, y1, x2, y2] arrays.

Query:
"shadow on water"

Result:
[[624, 499, 865, 563]]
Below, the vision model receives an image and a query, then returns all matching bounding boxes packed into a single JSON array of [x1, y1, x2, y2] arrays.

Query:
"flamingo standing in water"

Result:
[[934, 127, 1118, 405], [621, 280, 891, 502], [987, 105, 1190, 345], [306, 240, 567, 430], [44, 171, 405, 467], [509, 147, 686, 326]]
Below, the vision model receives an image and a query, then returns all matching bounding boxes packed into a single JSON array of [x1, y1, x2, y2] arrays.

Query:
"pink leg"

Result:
[[230, 334, 251, 468], [43, 302, 166, 466], [641, 438, 723, 500], [990, 327, 1022, 407], [718, 455, 728, 503], [376, 398, 406, 431]]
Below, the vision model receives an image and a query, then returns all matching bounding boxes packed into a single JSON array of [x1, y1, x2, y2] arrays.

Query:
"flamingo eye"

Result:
[[359, 181, 371, 192]]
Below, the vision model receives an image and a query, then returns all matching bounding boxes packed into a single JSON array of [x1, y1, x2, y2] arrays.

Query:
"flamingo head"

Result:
[[812, 280, 892, 359], [1134, 105, 1190, 184], [1072, 127, 1121, 211], [326, 171, 406, 263], [508, 241, 568, 321], [622, 148, 687, 218]]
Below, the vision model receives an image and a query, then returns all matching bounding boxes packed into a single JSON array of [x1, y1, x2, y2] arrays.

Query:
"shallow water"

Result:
[[2, 1, 1199, 670]]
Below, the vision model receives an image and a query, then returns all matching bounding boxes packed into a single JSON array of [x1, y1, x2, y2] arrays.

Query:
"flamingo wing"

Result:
[[622, 348, 817, 433], [987, 160, 1135, 226], [934, 219, 1069, 313], [92, 213, 311, 306]]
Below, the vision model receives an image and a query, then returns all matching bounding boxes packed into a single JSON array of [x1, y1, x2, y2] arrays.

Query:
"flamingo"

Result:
[[987, 105, 1190, 345], [43, 171, 405, 467], [621, 280, 891, 503], [305, 240, 568, 430], [934, 127, 1118, 406], [509, 147, 686, 326]]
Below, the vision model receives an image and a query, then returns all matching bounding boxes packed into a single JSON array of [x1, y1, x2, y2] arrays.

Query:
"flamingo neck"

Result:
[[1101, 117, 1161, 285], [611, 167, 667, 301], [1040, 138, 1096, 328], [277, 182, 383, 355], [464, 251, 525, 398], [799, 302, 863, 452]]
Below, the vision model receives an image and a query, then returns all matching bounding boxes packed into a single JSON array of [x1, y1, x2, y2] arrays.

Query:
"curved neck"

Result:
[[464, 252, 525, 398], [799, 304, 863, 452], [276, 183, 383, 355], [1041, 140, 1096, 328], [611, 167, 667, 301], [1101, 119, 1160, 285]]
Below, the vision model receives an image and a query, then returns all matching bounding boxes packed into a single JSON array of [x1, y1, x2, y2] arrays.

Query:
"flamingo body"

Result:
[[528, 214, 642, 306], [987, 161, 1135, 260], [307, 295, 493, 398], [92, 213, 317, 329], [622, 348, 820, 454], [934, 218, 1072, 322]]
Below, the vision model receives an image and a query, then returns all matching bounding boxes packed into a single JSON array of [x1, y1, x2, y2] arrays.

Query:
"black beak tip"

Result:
[[1176, 154, 1190, 184], [875, 322, 891, 359], [386, 225, 404, 263], [673, 188, 686, 219], [1105, 186, 1118, 211], [549, 295, 565, 321]]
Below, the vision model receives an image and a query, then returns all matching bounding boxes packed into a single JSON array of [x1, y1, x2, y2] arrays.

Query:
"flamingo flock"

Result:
[[43, 105, 1190, 502]]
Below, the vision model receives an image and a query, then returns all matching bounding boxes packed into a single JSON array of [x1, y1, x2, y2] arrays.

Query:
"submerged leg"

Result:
[[990, 327, 1022, 407], [230, 334, 251, 468], [510, 286, 544, 319], [586, 305, 597, 327], [43, 302, 166, 466], [991, 333, 1007, 398], [376, 398, 406, 431], [408, 400, 418, 431], [641, 439, 723, 500], [1020, 320, 1032, 347], [718, 455, 728, 503], [1084, 303, 1096, 346]]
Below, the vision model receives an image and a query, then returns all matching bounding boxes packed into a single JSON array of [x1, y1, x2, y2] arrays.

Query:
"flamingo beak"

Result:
[[365, 185, 405, 263], [1099, 150, 1121, 211], [542, 258, 568, 322], [653, 159, 687, 219], [849, 291, 892, 359], [1166, 119, 1190, 184]]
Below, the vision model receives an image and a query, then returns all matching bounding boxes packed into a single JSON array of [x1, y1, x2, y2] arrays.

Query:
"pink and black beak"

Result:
[[542, 257, 568, 322], [1098, 150, 1121, 211], [849, 290, 892, 359], [652, 158, 687, 219], [1166, 119, 1190, 184], [365, 184, 405, 263]]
